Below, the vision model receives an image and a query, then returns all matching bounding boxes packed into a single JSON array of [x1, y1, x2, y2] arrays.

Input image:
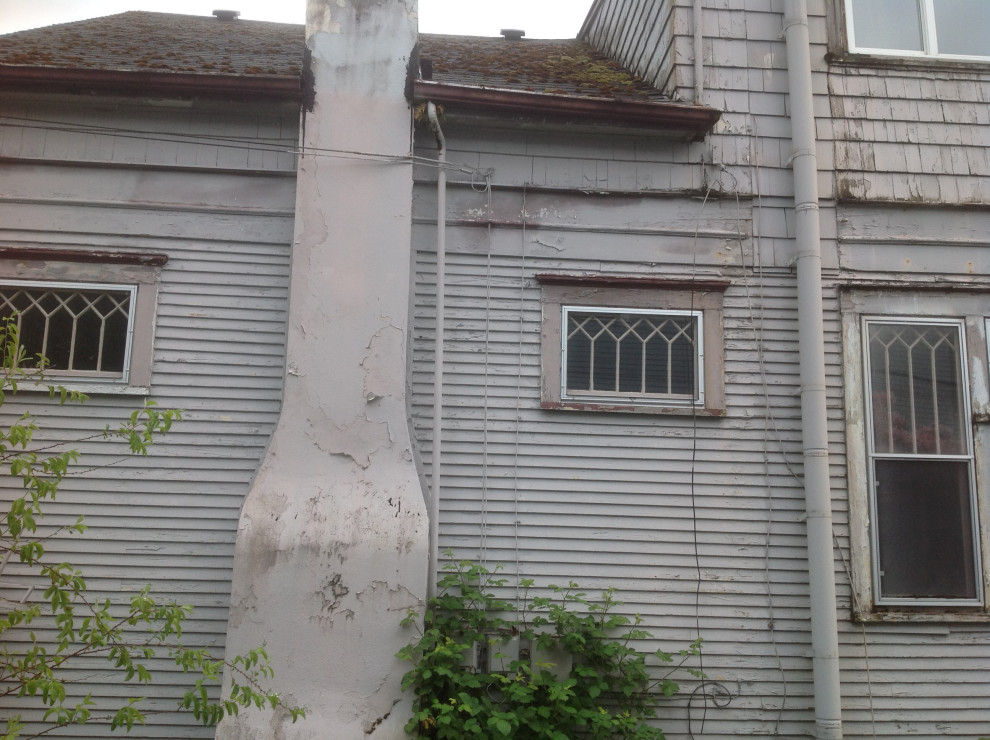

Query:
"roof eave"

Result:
[[412, 80, 720, 140], [0, 66, 301, 102]]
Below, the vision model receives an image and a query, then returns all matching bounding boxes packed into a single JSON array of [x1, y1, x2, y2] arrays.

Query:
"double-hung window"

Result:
[[844, 0, 990, 61], [843, 289, 990, 618], [539, 275, 727, 415], [864, 319, 980, 603], [0, 248, 166, 393]]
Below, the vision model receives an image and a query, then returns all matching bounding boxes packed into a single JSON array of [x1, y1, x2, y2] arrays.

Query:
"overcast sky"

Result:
[[0, 0, 591, 37]]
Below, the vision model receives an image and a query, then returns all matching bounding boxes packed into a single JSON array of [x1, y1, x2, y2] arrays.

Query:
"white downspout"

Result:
[[426, 102, 446, 598], [693, 0, 704, 103], [782, 3, 843, 738]]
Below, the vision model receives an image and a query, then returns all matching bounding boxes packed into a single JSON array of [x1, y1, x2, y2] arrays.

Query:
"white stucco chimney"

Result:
[[218, 1, 426, 737]]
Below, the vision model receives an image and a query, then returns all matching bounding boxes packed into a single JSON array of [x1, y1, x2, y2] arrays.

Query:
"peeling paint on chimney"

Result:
[[218, 0, 426, 737]]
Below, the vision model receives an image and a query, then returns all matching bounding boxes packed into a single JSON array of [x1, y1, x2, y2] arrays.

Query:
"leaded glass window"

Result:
[[0, 282, 135, 379], [865, 319, 981, 603], [563, 307, 702, 405]]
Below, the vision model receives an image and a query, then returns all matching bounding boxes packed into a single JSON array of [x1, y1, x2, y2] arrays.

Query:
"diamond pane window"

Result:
[[563, 308, 702, 404], [0, 282, 135, 379], [865, 319, 981, 603]]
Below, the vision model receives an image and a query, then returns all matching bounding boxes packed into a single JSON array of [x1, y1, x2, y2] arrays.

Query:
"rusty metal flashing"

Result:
[[536, 273, 730, 292], [413, 80, 720, 139], [836, 279, 990, 294], [444, 180, 747, 200], [0, 67, 301, 102], [540, 399, 726, 417], [825, 50, 990, 72], [0, 246, 168, 267]]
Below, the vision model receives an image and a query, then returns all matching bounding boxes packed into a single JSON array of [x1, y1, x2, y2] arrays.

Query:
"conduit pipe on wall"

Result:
[[693, 0, 704, 103], [426, 102, 446, 598], [782, 3, 843, 738]]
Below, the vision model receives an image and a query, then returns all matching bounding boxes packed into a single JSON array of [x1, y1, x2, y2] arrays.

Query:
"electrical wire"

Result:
[[512, 185, 527, 602], [0, 114, 487, 176], [479, 173, 494, 570], [687, 182, 713, 739], [743, 122, 790, 737]]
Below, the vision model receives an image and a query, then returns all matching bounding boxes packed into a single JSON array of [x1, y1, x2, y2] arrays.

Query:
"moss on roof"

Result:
[[418, 34, 667, 101], [0, 11, 303, 78], [0, 13, 667, 103]]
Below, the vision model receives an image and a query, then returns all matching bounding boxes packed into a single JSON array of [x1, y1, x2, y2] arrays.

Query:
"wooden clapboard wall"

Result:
[[0, 94, 296, 738]]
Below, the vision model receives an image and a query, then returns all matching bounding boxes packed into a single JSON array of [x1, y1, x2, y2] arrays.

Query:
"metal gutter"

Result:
[[0, 67, 301, 101], [782, 3, 844, 738], [412, 80, 720, 139]]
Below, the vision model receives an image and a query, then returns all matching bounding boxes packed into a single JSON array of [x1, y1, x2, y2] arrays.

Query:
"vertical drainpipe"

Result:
[[782, 3, 843, 738], [426, 102, 445, 598], [693, 0, 704, 103]]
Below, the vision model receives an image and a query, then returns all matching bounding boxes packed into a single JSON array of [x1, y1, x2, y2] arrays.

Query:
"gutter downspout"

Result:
[[426, 102, 446, 598], [693, 0, 704, 103], [782, 4, 843, 738]]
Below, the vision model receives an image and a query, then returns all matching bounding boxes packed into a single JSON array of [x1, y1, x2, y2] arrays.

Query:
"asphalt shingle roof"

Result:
[[0, 11, 304, 78], [417, 34, 668, 102], [0, 12, 666, 102]]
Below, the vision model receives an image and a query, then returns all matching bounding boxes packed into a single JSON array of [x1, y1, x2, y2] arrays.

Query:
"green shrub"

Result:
[[398, 554, 701, 739], [0, 316, 304, 738]]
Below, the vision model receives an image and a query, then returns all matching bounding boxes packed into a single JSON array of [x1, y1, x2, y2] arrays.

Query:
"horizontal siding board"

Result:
[[412, 183, 820, 735], [411, 89, 990, 733], [0, 98, 293, 738]]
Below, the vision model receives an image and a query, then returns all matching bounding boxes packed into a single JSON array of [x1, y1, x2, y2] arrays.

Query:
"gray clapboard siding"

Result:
[[411, 81, 989, 737], [423, 2, 990, 735], [411, 156, 822, 734], [0, 97, 293, 738]]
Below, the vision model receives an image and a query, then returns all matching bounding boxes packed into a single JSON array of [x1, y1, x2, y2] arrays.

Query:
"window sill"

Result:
[[853, 606, 990, 624], [826, 51, 990, 74], [541, 400, 725, 417], [16, 380, 151, 397]]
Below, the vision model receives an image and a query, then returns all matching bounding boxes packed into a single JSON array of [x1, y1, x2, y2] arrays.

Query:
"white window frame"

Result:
[[844, 0, 990, 62], [560, 306, 705, 408], [539, 275, 727, 416], [0, 251, 164, 395], [0, 280, 138, 382], [862, 316, 982, 607], [842, 288, 990, 621]]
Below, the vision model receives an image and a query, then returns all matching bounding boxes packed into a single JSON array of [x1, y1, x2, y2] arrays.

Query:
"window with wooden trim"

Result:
[[1, 282, 135, 379], [865, 319, 980, 603], [563, 307, 703, 405], [842, 289, 990, 620], [0, 249, 166, 394], [539, 275, 727, 415], [844, 0, 990, 61]]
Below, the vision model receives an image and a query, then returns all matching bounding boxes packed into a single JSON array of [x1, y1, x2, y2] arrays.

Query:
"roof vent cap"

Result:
[[500, 28, 525, 41], [212, 9, 240, 21]]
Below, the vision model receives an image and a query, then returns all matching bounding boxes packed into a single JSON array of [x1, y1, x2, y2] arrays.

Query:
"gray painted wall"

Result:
[[4, 1, 990, 738], [0, 94, 297, 738], [410, 1, 990, 737]]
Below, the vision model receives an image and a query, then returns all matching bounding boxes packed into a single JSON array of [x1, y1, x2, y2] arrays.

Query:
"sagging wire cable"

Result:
[[687, 181, 722, 738], [0, 114, 487, 177], [511, 185, 528, 603], [479, 171, 494, 569], [738, 128, 789, 737], [686, 681, 733, 737], [745, 117, 876, 736]]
